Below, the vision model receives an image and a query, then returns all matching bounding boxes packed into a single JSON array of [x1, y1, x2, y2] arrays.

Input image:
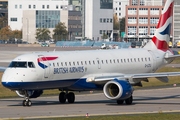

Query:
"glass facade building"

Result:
[[100, 0, 113, 9], [36, 10, 60, 28]]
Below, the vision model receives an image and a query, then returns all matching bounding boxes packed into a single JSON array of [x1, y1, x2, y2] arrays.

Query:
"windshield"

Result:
[[8, 61, 27, 68], [8, 61, 35, 68]]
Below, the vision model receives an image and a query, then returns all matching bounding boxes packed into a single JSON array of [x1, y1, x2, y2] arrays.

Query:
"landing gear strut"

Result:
[[59, 91, 75, 104], [22, 91, 32, 106]]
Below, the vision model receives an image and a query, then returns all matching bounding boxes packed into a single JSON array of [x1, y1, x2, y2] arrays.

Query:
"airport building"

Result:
[[82, 0, 113, 41], [68, 11, 82, 41], [124, 0, 173, 42], [113, 0, 129, 20], [8, 0, 113, 43], [8, 0, 68, 43], [0, 0, 8, 8], [173, 0, 180, 44]]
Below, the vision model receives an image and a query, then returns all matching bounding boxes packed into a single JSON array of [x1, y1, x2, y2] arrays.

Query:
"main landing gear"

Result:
[[22, 91, 32, 107], [117, 96, 133, 105], [59, 91, 75, 104]]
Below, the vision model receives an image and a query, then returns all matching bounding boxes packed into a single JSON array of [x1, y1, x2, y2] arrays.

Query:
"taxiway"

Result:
[[0, 87, 180, 119]]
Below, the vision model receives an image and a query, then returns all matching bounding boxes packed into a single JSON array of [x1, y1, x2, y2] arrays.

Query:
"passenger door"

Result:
[[38, 55, 50, 78]]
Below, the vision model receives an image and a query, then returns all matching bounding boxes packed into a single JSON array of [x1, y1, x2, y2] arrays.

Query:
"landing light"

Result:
[[86, 78, 95, 82]]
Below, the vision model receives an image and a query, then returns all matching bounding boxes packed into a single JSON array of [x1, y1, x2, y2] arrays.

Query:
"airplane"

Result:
[[0, 0, 179, 106]]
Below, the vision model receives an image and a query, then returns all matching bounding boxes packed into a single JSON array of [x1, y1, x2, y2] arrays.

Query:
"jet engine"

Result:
[[103, 79, 133, 100], [15, 90, 43, 98]]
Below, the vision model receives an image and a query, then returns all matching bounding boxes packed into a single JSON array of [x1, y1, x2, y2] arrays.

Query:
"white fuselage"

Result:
[[1, 48, 169, 90]]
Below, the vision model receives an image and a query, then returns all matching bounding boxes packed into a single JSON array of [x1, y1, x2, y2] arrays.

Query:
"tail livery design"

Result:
[[152, 0, 174, 51]]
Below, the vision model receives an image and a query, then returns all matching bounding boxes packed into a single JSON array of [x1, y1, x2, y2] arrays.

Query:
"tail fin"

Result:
[[145, 0, 174, 51]]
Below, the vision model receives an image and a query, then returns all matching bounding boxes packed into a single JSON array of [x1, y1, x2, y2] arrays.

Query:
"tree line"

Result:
[[36, 22, 68, 42], [0, 21, 68, 43]]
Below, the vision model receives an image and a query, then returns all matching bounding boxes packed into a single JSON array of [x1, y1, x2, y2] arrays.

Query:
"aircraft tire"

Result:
[[125, 96, 133, 105], [59, 92, 66, 103], [117, 100, 124, 105], [23, 100, 27, 106], [67, 92, 75, 103], [27, 100, 32, 106]]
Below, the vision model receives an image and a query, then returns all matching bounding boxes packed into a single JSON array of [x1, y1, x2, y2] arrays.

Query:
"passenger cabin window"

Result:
[[53, 63, 55, 67], [117, 59, 119, 63], [106, 60, 108, 64], [145, 58, 147, 61], [57, 63, 59, 66], [149, 57, 151, 61], [102, 60, 104, 64], [77, 62, 79, 65], [89, 61, 91, 65], [93, 61, 95, 64], [134, 58, 136, 62], [81, 61, 83, 65], [73, 62, 75, 66], [85, 61, 87, 65], [61, 62, 63, 66], [8, 61, 27, 68], [69, 62, 71, 66], [65, 62, 67, 66], [28, 62, 35, 68], [141, 58, 143, 62]]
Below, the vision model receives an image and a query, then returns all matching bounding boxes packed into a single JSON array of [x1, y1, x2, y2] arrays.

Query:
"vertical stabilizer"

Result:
[[144, 0, 174, 51]]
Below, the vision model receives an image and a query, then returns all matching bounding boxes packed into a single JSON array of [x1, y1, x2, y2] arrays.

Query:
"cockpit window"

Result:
[[8, 61, 35, 68], [28, 62, 35, 68], [8, 61, 27, 68]]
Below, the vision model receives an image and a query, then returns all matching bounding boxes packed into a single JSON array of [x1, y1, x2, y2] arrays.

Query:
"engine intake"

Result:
[[16, 90, 43, 98], [103, 79, 133, 100]]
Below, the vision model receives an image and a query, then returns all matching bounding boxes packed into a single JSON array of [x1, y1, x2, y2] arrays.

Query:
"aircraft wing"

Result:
[[132, 72, 180, 78], [0, 67, 7, 72], [87, 72, 180, 84]]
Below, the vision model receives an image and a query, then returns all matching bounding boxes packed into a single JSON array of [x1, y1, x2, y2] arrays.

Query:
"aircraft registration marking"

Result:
[[145, 64, 151, 68]]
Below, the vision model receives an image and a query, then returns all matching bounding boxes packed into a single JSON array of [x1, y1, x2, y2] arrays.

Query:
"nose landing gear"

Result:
[[22, 91, 32, 107], [23, 99, 32, 106]]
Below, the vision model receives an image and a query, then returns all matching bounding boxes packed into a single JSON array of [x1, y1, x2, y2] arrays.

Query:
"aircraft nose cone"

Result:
[[1, 69, 16, 89], [1, 82, 12, 89]]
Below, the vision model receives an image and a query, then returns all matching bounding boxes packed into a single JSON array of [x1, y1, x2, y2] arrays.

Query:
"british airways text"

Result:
[[54, 67, 84, 74]]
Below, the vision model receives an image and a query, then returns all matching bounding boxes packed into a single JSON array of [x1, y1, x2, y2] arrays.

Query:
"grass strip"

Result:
[[30, 113, 180, 120]]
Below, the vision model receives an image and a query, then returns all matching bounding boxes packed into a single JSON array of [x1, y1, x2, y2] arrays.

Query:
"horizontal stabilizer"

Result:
[[164, 54, 180, 59]]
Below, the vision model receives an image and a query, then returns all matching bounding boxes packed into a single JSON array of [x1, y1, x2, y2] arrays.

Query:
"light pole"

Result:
[[26, 18, 29, 43]]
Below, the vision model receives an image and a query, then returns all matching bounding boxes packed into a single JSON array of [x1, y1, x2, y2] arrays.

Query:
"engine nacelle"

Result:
[[103, 79, 133, 100], [15, 90, 43, 98]]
